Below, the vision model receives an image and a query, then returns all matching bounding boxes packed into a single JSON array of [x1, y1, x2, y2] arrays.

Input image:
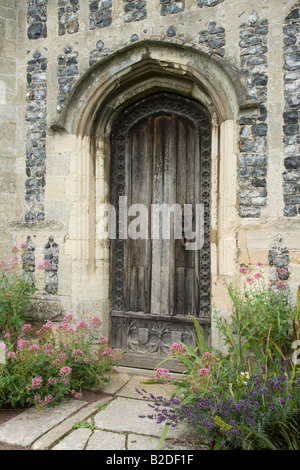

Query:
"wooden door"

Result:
[[109, 94, 211, 370]]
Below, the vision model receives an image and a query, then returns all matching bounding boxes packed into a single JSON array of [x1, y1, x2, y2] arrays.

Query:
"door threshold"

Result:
[[118, 365, 184, 379]]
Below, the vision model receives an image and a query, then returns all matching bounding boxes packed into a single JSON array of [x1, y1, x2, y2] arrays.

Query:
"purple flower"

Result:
[[220, 440, 226, 447]]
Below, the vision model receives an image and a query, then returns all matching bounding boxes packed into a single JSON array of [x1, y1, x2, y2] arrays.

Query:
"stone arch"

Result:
[[51, 40, 253, 137], [52, 40, 252, 341]]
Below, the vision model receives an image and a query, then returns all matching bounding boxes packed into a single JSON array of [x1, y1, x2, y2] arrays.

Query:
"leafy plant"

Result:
[[73, 418, 97, 431], [213, 265, 297, 369], [0, 315, 121, 409], [138, 264, 300, 450], [0, 244, 46, 344]]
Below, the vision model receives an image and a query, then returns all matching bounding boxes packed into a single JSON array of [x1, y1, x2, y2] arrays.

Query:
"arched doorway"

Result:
[[109, 93, 212, 370]]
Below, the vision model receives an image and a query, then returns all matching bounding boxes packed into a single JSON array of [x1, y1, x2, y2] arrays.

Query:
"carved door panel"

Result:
[[109, 94, 211, 370]]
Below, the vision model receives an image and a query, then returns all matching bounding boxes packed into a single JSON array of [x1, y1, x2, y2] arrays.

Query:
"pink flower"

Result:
[[246, 277, 253, 284], [11, 245, 18, 253], [43, 394, 55, 405], [73, 392, 83, 399], [170, 342, 187, 356], [240, 266, 248, 274], [63, 314, 75, 322], [17, 339, 30, 350], [57, 322, 74, 333], [277, 281, 286, 289], [76, 320, 89, 331], [256, 262, 263, 267], [59, 366, 72, 376], [99, 336, 108, 343], [154, 368, 171, 382], [254, 272, 262, 280], [21, 243, 28, 249], [22, 323, 32, 332], [42, 321, 54, 330], [190, 385, 196, 392], [4, 333, 10, 339], [12, 256, 18, 262], [31, 376, 43, 389], [198, 367, 210, 376], [101, 347, 114, 356], [279, 268, 287, 275], [72, 349, 85, 361], [47, 377, 58, 385], [7, 351, 16, 360], [90, 317, 103, 327]]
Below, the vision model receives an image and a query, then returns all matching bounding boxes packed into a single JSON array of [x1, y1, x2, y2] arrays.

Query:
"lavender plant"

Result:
[[138, 358, 299, 450]]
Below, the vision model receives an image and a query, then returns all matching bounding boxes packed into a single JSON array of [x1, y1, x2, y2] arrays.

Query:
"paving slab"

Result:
[[101, 373, 132, 395], [0, 399, 87, 448], [52, 428, 93, 450], [86, 430, 126, 450], [32, 396, 113, 450], [127, 434, 208, 451], [93, 396, 199, 442], [115, 375, 176, 400]]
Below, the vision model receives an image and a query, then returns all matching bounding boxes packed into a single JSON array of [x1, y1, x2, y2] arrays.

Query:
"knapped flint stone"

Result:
[[284, 205, 297, 216], [28, 23, 46, 40], [251, 123, 268, 136], [284, 193, 300, 205], [167, 25, 176, 37], [244, 154, 267, 166], [248, 10, 259, 24], [96, 39, 104, 50], [283, 170, 300, 181], [197, 0, 224, 6], [285, 8, 300, 22], [251, 167, 267, 177], [270, 255, 290, 267], [283, 110, 298, 123], [284, 156, 300, 169], [252, 177, 266, 187], [283, 123, 299, 135], [239, 207, 260, 218], [284, 52, 300, 70]]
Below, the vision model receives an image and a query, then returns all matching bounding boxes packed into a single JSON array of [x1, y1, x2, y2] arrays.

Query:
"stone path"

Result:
[[0, 368, 211, 451]]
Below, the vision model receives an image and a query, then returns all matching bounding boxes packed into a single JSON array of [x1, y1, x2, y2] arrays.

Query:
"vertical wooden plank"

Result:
[[175, 118, 187, 315], [169, 115, 177, 316], [175, 266, 185, 315], [145, 117, 153, 313], [129, 265, 137, 311], [137, 265, 145, 311], [128, 120, 152, 313], [151, 116, 163, 314], [159, 116, 172, 315]]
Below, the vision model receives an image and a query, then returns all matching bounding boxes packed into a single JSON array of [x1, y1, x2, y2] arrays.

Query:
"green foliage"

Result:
[[213, 267, 297, 371], [73, 418, 97, 431], [0, 245, 40, 344]]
